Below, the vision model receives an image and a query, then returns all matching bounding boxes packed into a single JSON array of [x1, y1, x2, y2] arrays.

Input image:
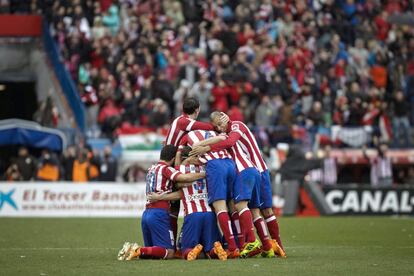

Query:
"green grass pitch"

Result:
[[0, 217, 413, 275]]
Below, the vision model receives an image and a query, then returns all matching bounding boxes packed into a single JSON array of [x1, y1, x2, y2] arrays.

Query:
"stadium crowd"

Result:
[[1, 146, 118, 182], [2, 0, 414, 149]]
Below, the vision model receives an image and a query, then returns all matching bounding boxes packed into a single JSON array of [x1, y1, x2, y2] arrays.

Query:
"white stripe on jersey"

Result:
[[166, 117, 179, 145], [179, 164, 211, 215], [186, 120, 196, 131], [187, 130, 232, 163], [229, 141, 255, 172], [234, 121, 268, 172]]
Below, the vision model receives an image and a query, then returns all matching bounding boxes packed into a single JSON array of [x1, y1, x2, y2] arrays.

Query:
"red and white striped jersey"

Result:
[[145, 161, 182, 209], [164, 114, 213, 146], [179, 164, 212, 215], [228, 140, 255, 173], [179, 130, 232, 164], [210, 121, 268, 172]]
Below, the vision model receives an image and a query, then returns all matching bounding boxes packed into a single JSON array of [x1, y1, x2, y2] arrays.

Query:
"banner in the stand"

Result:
[[322, 186, 414, 215], [0, 183, 147, 217]]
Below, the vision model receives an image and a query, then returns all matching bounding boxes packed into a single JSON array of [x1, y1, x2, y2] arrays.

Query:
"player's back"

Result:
[[145, 162, 179, 209], [164, 115, 191, 146], [228, 140, 255, 173], [232, 121, 268, 172], [185, 130, 232, 163], [178, 164, 211, 215]]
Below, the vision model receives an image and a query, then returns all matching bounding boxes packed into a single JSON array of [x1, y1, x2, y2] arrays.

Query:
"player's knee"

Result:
[[250, 208, 261, 219], [261, 207, 274, 217], [235, 201, 248, 211], [213, 200, 227, 212]]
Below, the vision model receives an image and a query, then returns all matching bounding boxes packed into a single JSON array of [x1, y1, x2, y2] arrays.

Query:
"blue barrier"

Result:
[[42, 20, 86, 133]]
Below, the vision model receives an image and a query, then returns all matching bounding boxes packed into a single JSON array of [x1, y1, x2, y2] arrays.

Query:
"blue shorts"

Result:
[[259, 170, 273, 209], [141, 208, 175, 249], [206, 159, 237, 205], [234, 167, 261, 208], [181, 212, 222, 252]]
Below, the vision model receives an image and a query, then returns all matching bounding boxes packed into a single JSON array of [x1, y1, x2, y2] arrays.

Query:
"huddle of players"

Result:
[[117, 98, 286, 261]]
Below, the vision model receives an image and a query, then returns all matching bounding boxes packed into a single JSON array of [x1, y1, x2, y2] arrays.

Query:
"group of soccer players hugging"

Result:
[[117, 98, 286, 261]]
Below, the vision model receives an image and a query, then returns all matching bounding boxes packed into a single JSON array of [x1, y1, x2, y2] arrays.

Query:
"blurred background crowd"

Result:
[[3, 0, 414, 148]]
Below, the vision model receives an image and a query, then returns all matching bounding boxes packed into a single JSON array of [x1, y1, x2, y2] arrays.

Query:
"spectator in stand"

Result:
[[36, 149, 61, 181], [33, 96, 59, 128], [61, 145, 77, 181], [99, 146, 117, 182], [72, 148, 91, 183], [255, 95, 275, 127], [392, 91, 412, 148], [173, 80, 191, 117], [98, 98, 122, 139], [3, 163, 23, 182], [87, 147, 100, 181], [123, 164, 147, 183], [364, 143, 393, 187], [149, 99, 170, 128], [189, 72, 213, 120], [321, 145, 337, 186], [13, 147, 37, 181]]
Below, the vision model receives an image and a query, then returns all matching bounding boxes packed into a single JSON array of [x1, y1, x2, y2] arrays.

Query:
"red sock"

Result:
[[253, 217, 272, 251], [217, 211, 237, 251], [182, 248, 192, 259], [238, 208, 256, 243], [170, 214, 178, 246], [208, 249, 218, 259], [231, 211, 244, 249], [140, 246, 169, 259], [265, 214, 283, 249]]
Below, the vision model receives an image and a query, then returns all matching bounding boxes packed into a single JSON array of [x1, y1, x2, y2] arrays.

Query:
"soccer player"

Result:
[[179, 130, 240, 258], [120, 145, 205, 260], [191, 125, 274, 258], [191, 112, 286, 257], [164, 97, 228, 245], [146, 146, 227, 261]]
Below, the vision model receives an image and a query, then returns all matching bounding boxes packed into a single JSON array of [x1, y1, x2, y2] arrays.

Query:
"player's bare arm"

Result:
[[175, 172, 205, 183], [175, 150, 183, 166], [147, 191, 181, 202], [193, 135, 226, 147]]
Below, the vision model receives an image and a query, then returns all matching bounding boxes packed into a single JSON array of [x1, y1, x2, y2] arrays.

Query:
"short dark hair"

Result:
[[160, 145, 177, 162], [183, 97, 200, 115], [180, 146, 192, 160]]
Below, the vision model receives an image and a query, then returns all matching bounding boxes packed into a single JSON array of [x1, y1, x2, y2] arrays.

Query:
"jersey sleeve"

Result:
[[177, 117, 214, 132], [178, 134, 189, 150], [209, 122, 244, 151], [163, 166, 182, 181]]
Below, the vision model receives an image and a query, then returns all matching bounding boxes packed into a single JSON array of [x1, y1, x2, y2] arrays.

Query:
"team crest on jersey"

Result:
[[231, 124, 240, 131], [193, 180, 205, 192]]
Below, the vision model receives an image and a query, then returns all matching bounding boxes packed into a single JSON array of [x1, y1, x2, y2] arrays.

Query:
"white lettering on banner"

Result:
[[380, 191, 398, 212], [325, 190, 343, 213], [324, 189, 414, 214], [400, 192, 412, 212], [361, 191, 381, 212], [0, 183, 147, 217], [341, 191, 359, 212]]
